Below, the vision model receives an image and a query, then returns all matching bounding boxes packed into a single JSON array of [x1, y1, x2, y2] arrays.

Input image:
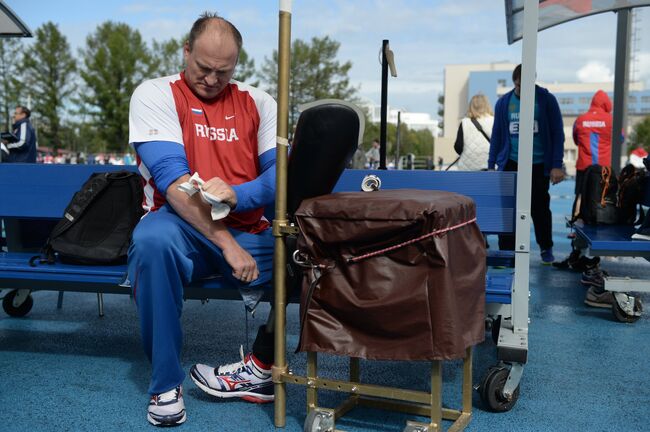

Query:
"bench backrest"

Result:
[[1, 164, 518, 235], [334, 169, 517, 234], [0, 163, 139, 219]]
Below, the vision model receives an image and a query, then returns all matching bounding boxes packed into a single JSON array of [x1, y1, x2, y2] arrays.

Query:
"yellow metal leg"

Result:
[[431, 360, 442, 432], [306, 352, 318, 412]]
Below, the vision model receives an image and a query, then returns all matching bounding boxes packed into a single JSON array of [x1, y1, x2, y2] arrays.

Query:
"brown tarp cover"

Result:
[[294, 189, 486, 361]]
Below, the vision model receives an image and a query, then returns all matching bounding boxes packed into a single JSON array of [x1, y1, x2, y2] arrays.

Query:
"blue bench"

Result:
[[0, 164, 516, 317], [570, 174, 650, 322], [572, 174, 650, 257]]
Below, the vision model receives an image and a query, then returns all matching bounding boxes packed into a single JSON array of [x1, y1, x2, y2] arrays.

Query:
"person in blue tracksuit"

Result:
[[488, 64, 565, 264], [3, 106, 37, 163]]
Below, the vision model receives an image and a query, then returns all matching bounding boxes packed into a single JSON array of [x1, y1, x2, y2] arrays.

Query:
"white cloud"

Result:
[[576, 62, 614, 83]]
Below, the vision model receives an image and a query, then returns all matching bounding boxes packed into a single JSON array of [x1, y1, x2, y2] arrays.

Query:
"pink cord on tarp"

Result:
[[347, 217, 478, 263]]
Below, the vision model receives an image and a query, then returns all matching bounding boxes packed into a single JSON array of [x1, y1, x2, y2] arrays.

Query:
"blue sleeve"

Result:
[[134, 141, 190, 196], [488, 97, 505, 169], [231, 148, 276, 212], [546, 92, 565, 169]]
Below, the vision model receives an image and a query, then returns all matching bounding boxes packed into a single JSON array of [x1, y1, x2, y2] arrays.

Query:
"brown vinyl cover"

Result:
[[294, 189, 486, 361]]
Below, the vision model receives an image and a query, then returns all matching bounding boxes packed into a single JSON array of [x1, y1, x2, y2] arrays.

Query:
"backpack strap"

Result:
[[470, 118, 490, 143], [601, 166, 611, 207]]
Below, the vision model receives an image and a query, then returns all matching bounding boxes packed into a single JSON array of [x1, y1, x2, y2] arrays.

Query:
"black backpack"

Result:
[[574, 164, 619, 225], [31, 171, 144, 265]]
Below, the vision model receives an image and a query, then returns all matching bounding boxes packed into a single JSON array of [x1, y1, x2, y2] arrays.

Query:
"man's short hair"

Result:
[[512, 64, 522, 82], [188, 12, 243, 54], [16, 106, 30, 118]]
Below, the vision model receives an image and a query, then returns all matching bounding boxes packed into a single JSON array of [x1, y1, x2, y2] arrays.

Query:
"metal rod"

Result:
[[97, 293, 104, 317], [431, 360, 442, 432], [379, 39, 388, 170], [511, 0, 538, 336], [273, 2, 292, 428], [306, 352, 318, 412], [350, 357, 360, 382], [611, 8, 632, 172], [462, 347, 472, 414]]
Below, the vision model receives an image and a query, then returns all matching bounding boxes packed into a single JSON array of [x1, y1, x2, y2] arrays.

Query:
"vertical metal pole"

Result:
[[273, 0, 292, 428], [379, 39, 389, 169], [512, 0, 538, 334], [611, 9, 632, 172], [462, 347, 472, 414], [306, 352, 318, 412], [430, 360, 442, 431], [349, 357, 360, 382]]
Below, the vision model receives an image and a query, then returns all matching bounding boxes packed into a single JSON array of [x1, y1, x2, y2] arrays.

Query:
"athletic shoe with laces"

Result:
[[584, 286, 615, 308], [190, 346, 274, 403], [147, 385, 186, 427], [580, 268, 608, 289], [540, 248, 555, 264]]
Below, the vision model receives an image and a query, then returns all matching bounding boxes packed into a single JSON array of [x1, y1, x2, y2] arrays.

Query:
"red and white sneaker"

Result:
[[147, 385, 186, 427], [190, 346, 274, 403]]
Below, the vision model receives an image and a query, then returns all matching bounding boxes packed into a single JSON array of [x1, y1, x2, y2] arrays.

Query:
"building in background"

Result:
[[437, 62, 650, 174]]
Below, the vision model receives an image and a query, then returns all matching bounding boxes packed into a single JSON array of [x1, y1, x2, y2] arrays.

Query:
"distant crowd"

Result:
[[36, 151, 136, 166]]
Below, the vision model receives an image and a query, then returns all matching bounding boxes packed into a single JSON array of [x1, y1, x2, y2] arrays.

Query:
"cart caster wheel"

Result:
[[479, 366, 519, 412], [304, 409, 335, 432], [491, 316, 502, 345], [2, 289, 34, 317], [612, 294, 643, 323]]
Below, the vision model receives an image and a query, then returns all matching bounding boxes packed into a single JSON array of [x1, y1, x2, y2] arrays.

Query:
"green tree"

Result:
[[259, 36, 358, 131], [234, 48, 258, 86], [0, 38, 24, 130], [437, 93, 444, 134], [78, 22, 153, 152], [629, 115, 650, 151], [362, 118, 434, 164], [150, 36, 185, 77], [21, 22, 76, 150]]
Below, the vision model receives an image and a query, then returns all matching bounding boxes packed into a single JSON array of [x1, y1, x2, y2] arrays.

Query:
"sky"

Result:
[[7, 1, 650, 119]]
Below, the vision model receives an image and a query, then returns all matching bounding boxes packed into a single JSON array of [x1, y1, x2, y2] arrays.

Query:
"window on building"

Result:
[[641, 96, 650, 103], [579, 97, 590, 104], [559, 97, 574, 105], [628, 96, 637, 103], [497, 79, 506, 87]]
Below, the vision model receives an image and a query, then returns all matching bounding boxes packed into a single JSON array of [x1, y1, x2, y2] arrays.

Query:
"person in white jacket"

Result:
[[453, 94, 494, 171]]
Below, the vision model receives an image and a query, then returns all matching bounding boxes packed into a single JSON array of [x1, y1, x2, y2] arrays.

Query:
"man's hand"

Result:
[[222, 242, 259, 283], [201, 176, 237, 209], [550, 168, 565, 185]]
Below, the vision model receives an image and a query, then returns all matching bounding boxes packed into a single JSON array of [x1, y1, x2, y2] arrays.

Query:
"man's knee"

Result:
[[130, 215, 183, 259]]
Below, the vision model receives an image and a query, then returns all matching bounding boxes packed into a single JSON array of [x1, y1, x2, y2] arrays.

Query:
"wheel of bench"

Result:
[[303, 410, 334, 432], [2, 289, 34, 317], [479, 366, 519, 412], [612, 297, 642, 323]]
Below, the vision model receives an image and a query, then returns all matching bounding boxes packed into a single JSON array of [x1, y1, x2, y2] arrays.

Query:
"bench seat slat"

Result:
[[574, 223, 650, 254]]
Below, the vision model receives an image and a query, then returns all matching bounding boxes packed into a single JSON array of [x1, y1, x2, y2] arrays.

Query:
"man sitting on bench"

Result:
[[128, 13, 278, 427]]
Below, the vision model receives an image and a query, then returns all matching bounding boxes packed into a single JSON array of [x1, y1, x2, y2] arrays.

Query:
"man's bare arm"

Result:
[[165, 174, 258, 283]]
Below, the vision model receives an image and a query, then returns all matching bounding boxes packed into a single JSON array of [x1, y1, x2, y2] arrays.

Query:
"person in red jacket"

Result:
[[573, 90, 612, 193]]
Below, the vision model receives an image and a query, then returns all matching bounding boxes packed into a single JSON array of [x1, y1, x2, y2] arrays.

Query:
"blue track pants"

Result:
[[127, 205, 274, 395]]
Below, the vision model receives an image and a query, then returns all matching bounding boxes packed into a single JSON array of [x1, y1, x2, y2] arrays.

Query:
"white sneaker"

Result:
[[147, 385, 186, 427], [190, 347, 274, 403]]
